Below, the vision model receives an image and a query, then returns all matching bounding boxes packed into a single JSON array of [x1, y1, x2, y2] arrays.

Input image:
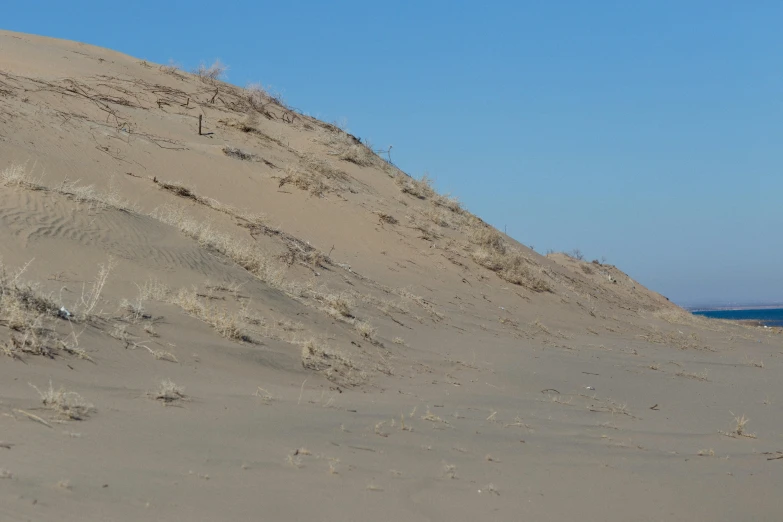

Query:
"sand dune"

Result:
[[1, 30, 781, 521]]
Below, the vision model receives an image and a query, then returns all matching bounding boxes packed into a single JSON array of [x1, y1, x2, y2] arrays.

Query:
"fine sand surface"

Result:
[[1, 30, 782, 521]]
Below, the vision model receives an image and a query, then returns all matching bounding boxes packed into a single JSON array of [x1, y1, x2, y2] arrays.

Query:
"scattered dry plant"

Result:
[[0, 260, 62, 358], [151, 379, 187, 403], [468, 227, 551, 292], [168, 287, 252, 342], [720, 413, 756, 439], [1, 163, 137, 212], [396, 174, 436, 200], [195, 59, 228, 81], [300, 338, 365, 385], [278, 165, 329, 197], [441, 462, 458, 479], [78, 258, 114, 319], [354, 320, 376, 340], [223, 146, 257, 161], [151, 205, 284, 286], [29, 380, 94, 420]]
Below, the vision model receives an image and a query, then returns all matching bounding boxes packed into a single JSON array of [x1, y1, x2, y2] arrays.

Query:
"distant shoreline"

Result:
[[686, 305, 783, 313]]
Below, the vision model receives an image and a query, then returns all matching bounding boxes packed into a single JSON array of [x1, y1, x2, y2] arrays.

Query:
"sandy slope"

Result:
[[1, 30, 782, 521]]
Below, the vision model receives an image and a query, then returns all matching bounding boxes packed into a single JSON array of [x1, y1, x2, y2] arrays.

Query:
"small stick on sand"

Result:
[[297, 377, 309, 406], [13, 409, 52, 429]]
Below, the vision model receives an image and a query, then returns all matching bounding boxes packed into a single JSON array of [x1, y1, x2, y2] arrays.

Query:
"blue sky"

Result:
[[5, 1, 782, 306]]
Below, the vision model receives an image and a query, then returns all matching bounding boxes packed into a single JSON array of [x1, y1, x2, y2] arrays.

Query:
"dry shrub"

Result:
[[323, 293, 354, 318], [245, 83, 277, 114], [160, 60, 182, 75], [151, 379, 187, 403], [354, 320, 376, 340], [30, 380, 94, 420], [0, 260, 59, 358], [195, 59, 228, 81]]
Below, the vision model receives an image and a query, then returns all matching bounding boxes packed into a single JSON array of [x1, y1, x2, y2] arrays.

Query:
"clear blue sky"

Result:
[[5, 1, 782, 306]]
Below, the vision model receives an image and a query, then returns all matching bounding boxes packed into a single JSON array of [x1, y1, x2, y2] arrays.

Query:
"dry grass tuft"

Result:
[[29, 380, 94, 420], [375, 212, 398, 225], [151, 379, 187, 403], [720, 413, 757, 439], [300, 338, 365, 385], [441, 462, 458, 479], [396, 174, 436, 200], [278, 165, 329, 197], [481, 483, 500, 496], [168, 288, 252, 342], [354, 320, 376, 340], [338, 144, 374, 166], [151, 205, 284, 286], [467, 227, 552, 292], [1, 163, 137, 212]]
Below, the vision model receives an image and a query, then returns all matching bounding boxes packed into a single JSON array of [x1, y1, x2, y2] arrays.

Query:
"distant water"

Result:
[[692, 308, 783, 327]]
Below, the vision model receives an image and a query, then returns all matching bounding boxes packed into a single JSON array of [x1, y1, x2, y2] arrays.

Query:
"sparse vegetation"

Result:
[[29, 380, 94, 420], [396, 174, 436, 200], [150, 205, 284, 286], [195, 59, 228, 81], [720, 413, 756, 439], [151, 379, 187, 403], [0, 260, 59, 358], [354, 320, 376, 340], [300, 338, 365, 385], [467, 227, 552, 292], [1, 163, 137, 211], [223, 146, 258, 161], [278, 165, 329, 197], [168, 287, 252, 342], [676, 369, 710, 382], [441, 462, 458, 479]]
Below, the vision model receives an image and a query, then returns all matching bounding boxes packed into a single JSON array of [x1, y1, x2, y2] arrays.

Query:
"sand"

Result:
[[0, 30, 781, 521]]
